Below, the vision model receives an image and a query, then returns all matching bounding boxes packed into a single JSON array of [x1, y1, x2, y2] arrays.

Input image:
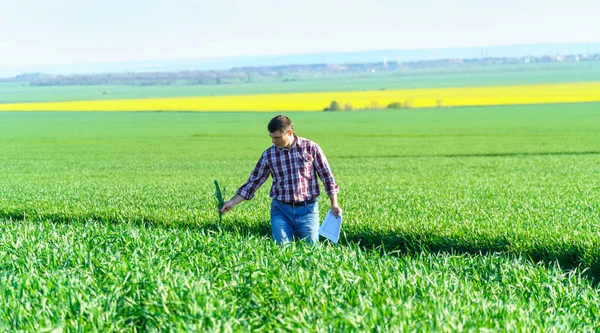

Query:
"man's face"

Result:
[[269, 129, 293, 148]]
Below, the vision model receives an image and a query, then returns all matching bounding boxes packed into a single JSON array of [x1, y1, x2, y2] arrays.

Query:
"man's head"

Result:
[[268, 115, 294, 149]]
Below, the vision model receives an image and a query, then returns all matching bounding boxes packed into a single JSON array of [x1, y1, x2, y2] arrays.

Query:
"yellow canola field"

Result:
[[1, 82, 600, 112]]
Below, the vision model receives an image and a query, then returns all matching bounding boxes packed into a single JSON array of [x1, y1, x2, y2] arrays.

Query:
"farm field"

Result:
[[1, 104, 600, 330], [1, 61, 599, 104], [2, 82, 600, 112]]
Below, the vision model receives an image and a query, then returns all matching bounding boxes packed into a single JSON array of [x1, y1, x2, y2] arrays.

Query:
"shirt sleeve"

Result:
[[237, 151, 271, 200], [313, 144, 340, 195]]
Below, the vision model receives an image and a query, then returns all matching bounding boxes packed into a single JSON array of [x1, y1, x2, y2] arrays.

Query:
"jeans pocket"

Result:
[[306, 201, 318, 214], [271, 199, 279, 209]]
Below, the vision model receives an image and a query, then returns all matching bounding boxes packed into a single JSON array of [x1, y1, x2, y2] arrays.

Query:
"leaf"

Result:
[[214, 180, 224, 225]]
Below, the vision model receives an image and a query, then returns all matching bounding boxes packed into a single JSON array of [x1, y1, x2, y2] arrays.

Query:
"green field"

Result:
[[2, 61, 600, 104], [1, 104, 600, 330]]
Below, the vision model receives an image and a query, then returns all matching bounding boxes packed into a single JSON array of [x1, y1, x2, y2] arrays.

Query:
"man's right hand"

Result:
[[219, 194, 245, 214], [220, 200, 235, 214]]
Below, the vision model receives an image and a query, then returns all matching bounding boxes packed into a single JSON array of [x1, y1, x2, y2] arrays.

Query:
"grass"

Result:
[[0, 104, 599, 330], [2, 220, 599, 331]]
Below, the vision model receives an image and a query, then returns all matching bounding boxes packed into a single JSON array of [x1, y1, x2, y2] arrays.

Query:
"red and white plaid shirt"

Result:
[[237, 134, 339, 202]]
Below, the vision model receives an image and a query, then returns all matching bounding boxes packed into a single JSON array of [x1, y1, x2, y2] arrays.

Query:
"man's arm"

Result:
[[220, 152, 270, 214], [313, 144, 342, 217]]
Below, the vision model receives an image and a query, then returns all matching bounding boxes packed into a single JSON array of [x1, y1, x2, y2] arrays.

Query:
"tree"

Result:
[[324, 100, 341, 111], [386, 102, 402, 109]]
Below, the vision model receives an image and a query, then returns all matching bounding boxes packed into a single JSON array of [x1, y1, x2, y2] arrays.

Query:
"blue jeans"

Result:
[[270, 199, 319, 244]]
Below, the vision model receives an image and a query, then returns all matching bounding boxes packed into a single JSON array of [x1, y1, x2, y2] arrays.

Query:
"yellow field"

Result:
[[1, 82, 600, 111]]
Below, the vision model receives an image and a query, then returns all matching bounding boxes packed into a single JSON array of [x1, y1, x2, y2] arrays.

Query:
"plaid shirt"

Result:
[[237, 134, 339, 202]]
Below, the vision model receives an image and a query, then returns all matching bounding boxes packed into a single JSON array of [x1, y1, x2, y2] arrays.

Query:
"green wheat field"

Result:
[[1, 102, 599, 331]]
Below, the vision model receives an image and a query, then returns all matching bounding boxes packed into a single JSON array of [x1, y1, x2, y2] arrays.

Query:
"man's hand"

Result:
[[219, 194, 245, 214], [220, 201, 235, 214], [331, 205, 342, 218], [327, 193, 342, 218]]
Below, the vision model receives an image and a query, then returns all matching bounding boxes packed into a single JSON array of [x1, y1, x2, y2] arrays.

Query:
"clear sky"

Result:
[[1, 0, 599, 68]]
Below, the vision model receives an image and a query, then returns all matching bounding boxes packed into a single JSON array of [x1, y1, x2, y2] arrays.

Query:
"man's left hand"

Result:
[[331, 205, 342, 218]]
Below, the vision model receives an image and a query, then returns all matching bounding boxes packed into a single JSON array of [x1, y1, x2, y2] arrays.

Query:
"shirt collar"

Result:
[[278, 134, 300, 151]]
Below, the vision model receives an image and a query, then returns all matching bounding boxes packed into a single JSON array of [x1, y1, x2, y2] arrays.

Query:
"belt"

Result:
[[280, 198, 317, 207]]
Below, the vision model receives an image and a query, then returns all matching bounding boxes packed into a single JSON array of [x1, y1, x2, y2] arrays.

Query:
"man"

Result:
[[220, 115, 341, 244]]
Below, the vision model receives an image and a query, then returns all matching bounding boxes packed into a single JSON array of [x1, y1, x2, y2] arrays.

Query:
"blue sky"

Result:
[[1, 0, 599, 68]]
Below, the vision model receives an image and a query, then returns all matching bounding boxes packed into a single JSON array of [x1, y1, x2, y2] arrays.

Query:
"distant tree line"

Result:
[[3, 53, 599, 86], [323, 100, 415, 112]]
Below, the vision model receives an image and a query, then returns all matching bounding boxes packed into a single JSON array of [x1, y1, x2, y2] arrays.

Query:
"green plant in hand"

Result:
[[214, 180, 224, 225]]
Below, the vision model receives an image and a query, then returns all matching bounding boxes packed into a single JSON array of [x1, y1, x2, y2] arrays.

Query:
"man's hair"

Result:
[[268, 115, 294, 133]]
